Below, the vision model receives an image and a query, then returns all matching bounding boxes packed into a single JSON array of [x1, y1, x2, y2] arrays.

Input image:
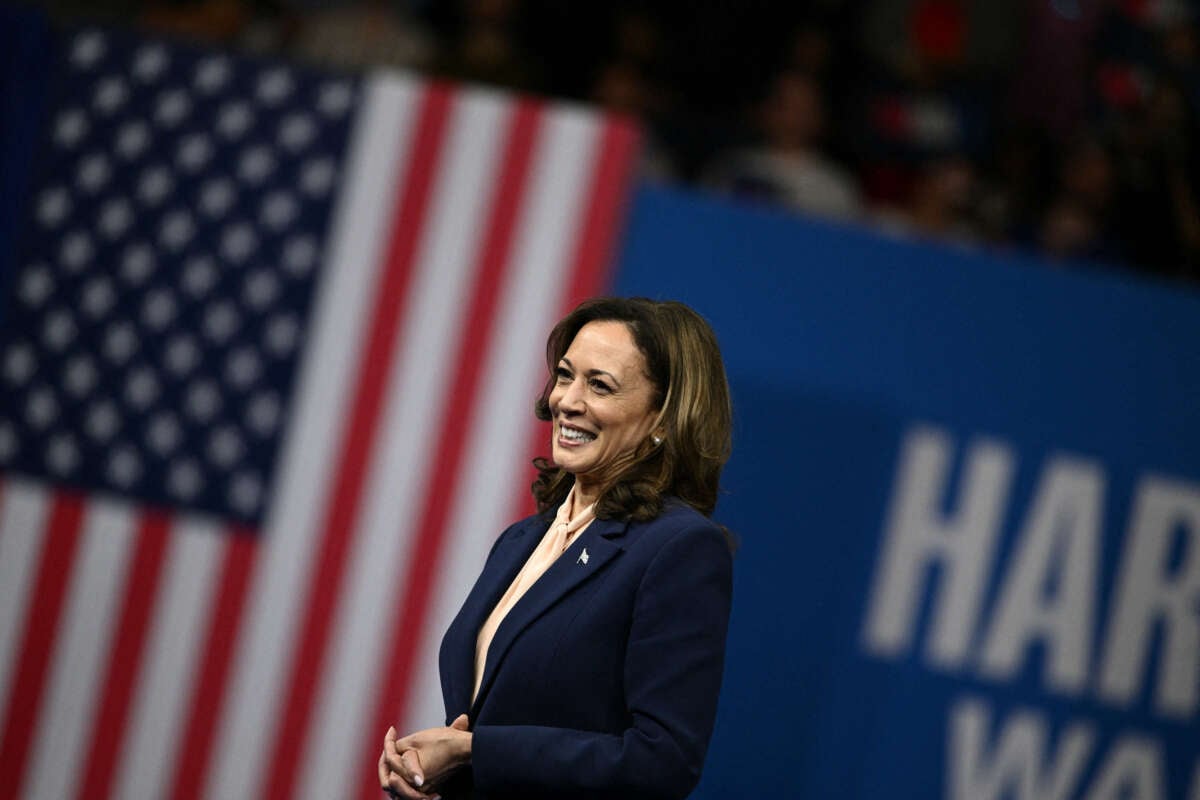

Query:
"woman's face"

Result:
[[549, 320, 659, 484]]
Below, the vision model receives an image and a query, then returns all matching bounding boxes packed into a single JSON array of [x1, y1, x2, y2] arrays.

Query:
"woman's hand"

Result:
[[378, 715, 471, 797]]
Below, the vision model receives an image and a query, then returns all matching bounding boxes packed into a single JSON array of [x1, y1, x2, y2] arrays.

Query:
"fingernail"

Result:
[[387, 726, 396, 736], [413, 775, 423, 787]]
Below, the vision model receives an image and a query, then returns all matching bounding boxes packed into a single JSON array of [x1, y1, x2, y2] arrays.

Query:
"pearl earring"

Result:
[[651, 435, 663, 447]]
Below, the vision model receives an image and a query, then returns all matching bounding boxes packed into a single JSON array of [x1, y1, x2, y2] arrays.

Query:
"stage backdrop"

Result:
[[614, 186, 1200, 799]]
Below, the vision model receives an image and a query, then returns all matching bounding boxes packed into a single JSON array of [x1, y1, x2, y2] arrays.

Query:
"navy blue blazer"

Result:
[[436, 499, 733, 800]]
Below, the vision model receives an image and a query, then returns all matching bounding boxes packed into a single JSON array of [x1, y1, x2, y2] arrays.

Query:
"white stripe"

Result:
[[0, 479, 50, 709], [112, 516, 223, 800], [298, 87, 510, 800], [204, 73, 422, 800], [403, 107, 603, 733], [25, 499, 136, 800]]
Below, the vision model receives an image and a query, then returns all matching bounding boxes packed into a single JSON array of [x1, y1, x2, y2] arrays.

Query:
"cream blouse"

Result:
[[471, 484, 595, 702]]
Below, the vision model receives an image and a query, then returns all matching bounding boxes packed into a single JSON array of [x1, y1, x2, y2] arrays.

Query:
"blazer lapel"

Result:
[[445, 515, 548, 715], [471, 517, 629, 717]]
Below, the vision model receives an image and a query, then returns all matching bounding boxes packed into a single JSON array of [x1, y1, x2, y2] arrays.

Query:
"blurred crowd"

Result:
[[29, 0, 1200, 283]]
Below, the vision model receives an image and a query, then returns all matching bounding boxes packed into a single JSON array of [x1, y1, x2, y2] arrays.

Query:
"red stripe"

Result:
[[0, 491, 86, 800], [168, 529, 259, 800], [75, 510, 171, 800], [513, 116, 640, 521], [357, 99, 544, 800], [262, 83, 455, 800], [560, 118, 639, 309]]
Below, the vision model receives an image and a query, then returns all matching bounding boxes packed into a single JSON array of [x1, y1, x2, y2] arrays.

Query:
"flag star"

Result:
[[37, 187, 71, 228], [278, 113, 316, 152], [104, 322, 139, 364], [138, 165, 174, 206], [93, 76, 130, 115], [281, 234, 318, 275], [182, 255, 219, 298], [221, 222, 258, 263], [77, 153, 112, 193], [81, 276, 117, 319], [0, 421, 17, 462], [165, 334, 200, 376], [42, 308, 77, 351], [247, 391, 281, 436], [199, 177, 237, 218], [217, 101, 254, 139], [146, 411, 183, 456], [185, 379, 222, 422], [133, 44, 169, 82], [142, 287, 178, 330], [154, 89, 191, 127], [26, 386, 59, 430], [300, 157, 336, 197], [260, 190, 298, 230], [318, 81, 353, 117], [265, 313, 299, 356], [203, 301, 241, 343], [256, 68, 294, 105], [116, 121, 151, 160], [85, 399, 120, 442], [225, 346, 261, 389], [194, 56, 231, 93], [177, 133, 214, 171], [238, 145, 275, 184], [19, 265, 55, 308], [208, 425, 244, 468], [159, 209, 196, 250], [46, 433, 81, 476], [98, 197, 134, 239], [63, 354, 99, 397], [107, 445, 142, 487], [121, 243, 156, 285], [229, 470, 263, 514], [124, 366, 160, 410], [54, 109, 89, 148], [71, 31, 107, 69], [242, 268, 280, 309], [3, 343, 36, 386], [60, 230, 95, 272], [167, 458, 204, 499]]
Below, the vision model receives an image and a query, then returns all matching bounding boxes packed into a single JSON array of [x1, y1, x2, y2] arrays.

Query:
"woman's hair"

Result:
[[531, 296, 733, 522]]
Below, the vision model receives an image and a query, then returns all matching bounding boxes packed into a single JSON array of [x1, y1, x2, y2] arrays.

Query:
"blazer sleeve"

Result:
[[469, 519, 733, 799]]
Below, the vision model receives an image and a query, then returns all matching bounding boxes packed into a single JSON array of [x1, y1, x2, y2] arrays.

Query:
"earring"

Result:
[[651, 435, 663, 447]]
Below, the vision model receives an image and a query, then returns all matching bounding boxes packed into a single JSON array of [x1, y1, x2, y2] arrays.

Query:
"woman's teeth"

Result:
[[561, 427, 596, 442]]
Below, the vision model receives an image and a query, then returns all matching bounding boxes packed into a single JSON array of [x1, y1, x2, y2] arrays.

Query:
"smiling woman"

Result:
[[379, 297, 734, 800]]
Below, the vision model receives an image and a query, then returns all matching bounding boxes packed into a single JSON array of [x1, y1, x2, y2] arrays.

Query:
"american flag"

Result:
[[0, 23, 637, 800]]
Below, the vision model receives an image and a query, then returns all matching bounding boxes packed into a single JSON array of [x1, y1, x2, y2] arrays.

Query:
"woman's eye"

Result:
[[590, 379, 611, 393], [555, 367, 572, 382]]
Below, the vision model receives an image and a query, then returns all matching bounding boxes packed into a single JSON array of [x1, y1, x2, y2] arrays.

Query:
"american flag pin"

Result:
[[577, 548, 589, 565]]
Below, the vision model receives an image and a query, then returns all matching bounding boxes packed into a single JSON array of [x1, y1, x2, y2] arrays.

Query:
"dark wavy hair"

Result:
[[531, 297, 733, 523]]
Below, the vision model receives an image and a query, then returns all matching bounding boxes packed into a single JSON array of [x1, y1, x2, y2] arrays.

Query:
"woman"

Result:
[[379, 297, 734, 800]]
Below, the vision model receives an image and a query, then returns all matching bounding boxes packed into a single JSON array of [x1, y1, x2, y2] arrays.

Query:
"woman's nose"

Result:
[[558, 379, 585, 412]]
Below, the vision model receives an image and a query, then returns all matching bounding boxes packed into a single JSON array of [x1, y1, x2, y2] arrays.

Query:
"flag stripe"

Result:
[[112, 517, 224, 800], [0, 480, 50, 710], [297, 88, 519, 800], [203, 74, 424, 800], [387, 106, 614, 765], [262, 83, 453, 800], [26, 500, 137, 800], [0, 491, 86, 799], [169, 529, 259, 800], [76, 510, 171, 800], [357, 99, 544, 797]]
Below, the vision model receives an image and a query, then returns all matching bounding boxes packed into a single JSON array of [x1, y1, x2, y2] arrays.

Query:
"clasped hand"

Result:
[[378, 714, 471, 799]]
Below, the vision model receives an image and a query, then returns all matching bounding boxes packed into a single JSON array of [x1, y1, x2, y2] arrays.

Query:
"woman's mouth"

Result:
[[558, 424, 597, 445]]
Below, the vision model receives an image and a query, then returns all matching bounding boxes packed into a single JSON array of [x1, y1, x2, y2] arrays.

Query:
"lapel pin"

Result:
[[577, 548, 589, 565]]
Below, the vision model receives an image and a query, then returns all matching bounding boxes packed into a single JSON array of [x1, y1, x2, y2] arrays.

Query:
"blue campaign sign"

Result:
[[613, 185, 1200, 799]]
